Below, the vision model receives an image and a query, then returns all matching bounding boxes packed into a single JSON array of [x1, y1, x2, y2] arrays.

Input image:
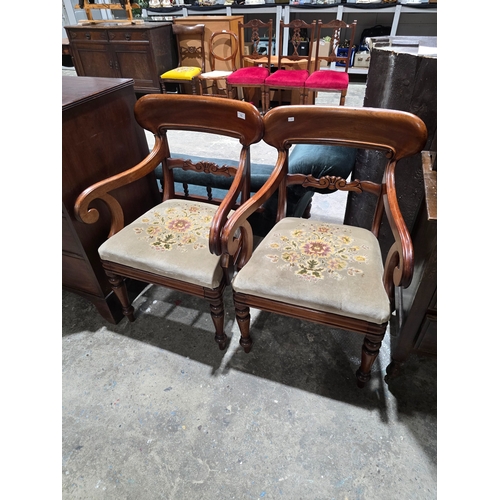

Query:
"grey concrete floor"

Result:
[[62, 69, 437, 499]]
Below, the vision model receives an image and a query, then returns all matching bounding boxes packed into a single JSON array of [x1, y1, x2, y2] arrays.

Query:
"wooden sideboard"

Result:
[[65, 22, 177, 94], [62, 76, 161, 323]]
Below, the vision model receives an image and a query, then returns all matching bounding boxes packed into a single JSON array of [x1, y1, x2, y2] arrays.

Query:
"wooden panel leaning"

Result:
[[74, 94, 264, 350], [221, 105, 427, 388]]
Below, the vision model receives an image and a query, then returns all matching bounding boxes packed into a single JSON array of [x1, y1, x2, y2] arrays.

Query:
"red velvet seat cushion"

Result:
[[265, 69, 310, 88], [226, 67, 270, 85], [305, 70, 349, 90]]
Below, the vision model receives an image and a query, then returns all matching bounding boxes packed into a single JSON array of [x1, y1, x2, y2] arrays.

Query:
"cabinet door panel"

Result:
[[114, 45, 155, 89], [72, 42, 117, 78]]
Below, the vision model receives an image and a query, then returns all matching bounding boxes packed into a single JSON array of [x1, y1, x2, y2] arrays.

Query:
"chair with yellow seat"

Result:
[[160, 24, 206, 95]]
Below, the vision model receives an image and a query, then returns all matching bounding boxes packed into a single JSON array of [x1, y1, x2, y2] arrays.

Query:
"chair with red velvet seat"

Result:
[[263, 19, 317, 113], [304, 19, 357, 106], [225, 19, 273, 112]]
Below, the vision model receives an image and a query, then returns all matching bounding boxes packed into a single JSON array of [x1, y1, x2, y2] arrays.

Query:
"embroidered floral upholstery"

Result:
[[232, 217, 391, 324], [99, 200, 226, 289]]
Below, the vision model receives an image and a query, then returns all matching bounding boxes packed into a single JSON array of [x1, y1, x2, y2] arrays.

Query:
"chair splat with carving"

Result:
[[221, 105, 427, 387], [160, 24, 206, 95], [263, 19, 317, 112], [226, 19, 273, 112], [74, 94, 264, 350]]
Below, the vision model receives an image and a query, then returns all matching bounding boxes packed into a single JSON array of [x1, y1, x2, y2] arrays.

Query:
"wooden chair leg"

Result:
[[105, 271, 135, 322], [355, 334, 383, 388], [234, 295, 253, 353], [262, 86, 269, 114], [205, 288, 227, 350], [339, 90, 347, 106]]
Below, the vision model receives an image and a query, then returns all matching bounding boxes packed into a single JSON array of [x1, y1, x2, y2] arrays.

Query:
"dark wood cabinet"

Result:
[[65, 22, 177, 94], [62, 76, 161, 323]]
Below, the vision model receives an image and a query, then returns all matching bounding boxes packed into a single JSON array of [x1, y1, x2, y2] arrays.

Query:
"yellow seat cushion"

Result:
[[160, 67, 202, 80]]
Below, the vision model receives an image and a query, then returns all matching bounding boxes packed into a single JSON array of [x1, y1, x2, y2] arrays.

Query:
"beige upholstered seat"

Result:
[[232, 218, 390, 324], [99, 200, 226, 289]]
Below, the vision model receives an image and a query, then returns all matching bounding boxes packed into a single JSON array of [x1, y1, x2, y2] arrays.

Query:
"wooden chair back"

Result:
[[313, 19, 357, 73], [223, 105, 428, 290], [207, 29, 239, 73], [275, 19, 317, 73], [237, 18, 273, 69], [173, 23, 206, 72]]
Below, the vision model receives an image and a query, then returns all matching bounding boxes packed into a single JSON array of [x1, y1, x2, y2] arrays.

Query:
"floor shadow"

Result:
[[63, 285, 435, 425]]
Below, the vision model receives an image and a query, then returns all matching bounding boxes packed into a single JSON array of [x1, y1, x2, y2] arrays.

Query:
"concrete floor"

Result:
[[62, 70, 437, 499]]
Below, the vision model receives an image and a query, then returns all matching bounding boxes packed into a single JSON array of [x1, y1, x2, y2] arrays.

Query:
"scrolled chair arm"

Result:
[[220, 151, 288, 268], [74, 137, 165, 239], [382, 160, 414, 307]]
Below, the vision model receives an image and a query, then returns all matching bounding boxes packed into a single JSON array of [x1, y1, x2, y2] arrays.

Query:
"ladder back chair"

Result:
[[160, 24, 206, 95], [198, 29, 239, 97], [221, 105, 427, 388], [226, 19, 274, 112], [304, 19, 357, 106], [263, 19, 317, 112], [74, 94, 264, 351]]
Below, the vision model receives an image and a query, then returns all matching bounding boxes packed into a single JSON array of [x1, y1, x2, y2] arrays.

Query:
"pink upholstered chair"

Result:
[[304, 19, 357, 106], [263, 19, 317, 112], [225, 19, 273, 112]]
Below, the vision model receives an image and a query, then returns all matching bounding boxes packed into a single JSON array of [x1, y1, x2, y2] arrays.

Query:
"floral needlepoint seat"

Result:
[[232, 218, 390, 324], [99, 200, 226, 290]]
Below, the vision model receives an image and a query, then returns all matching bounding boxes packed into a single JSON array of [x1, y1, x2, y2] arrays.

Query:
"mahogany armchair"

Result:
[[74, 94, 264, 350], [221, 105, 427, 387]]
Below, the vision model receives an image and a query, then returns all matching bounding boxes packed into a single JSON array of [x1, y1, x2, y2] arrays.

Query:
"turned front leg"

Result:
[[105, 271, 135, 322], [356, 334, 383, 388], [234, 296, 253, 353], [205, 288, 227, 350]]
